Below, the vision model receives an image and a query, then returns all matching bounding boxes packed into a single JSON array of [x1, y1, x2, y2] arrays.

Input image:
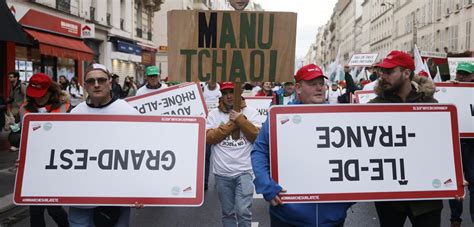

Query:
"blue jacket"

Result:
[[251, 102, 353, 227]]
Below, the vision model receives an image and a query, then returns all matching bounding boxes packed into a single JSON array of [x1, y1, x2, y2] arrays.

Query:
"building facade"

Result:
[[309, 0, 473, 68]]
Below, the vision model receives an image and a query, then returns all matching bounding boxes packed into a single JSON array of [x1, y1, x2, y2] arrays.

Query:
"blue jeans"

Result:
[[68, 207, 131, 227], [215, 172, 254, 227], [449, 139, 474, 223]]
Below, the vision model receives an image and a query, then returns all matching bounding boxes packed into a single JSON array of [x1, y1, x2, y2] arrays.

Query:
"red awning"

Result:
[[24, 28, 94, 61]]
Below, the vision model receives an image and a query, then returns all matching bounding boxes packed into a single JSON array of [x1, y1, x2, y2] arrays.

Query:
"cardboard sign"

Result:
[[448, 57, 474, 79], [14, 114, 205, 206], [348, 53, 378, 66], [126, 83, 208, 117], [354, 90, 377, 104], [245, 97, 273, 123], [434, 83, 474, 138], [269, 104, 463, 203], [167, 10, 297, 82]]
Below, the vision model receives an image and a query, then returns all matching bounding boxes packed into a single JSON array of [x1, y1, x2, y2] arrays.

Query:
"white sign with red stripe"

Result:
[[434, 82, 474, 138], [245, 97, 273, 123], [354, 83, 474, 138], [14, 114, 205, 206], [126, 82, 208, 117], [269, 104, 463, 203], [354, 90, 377, 104]]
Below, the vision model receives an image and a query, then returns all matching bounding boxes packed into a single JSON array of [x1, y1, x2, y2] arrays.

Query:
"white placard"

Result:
[[14, 114, 206, 206], [354, 90, 377, 104], [126, 83, 207, 117], [355, 84, 474, 137], [448, 57, 474, 80], [348, 53, 379, 66], [269, 104, 463, 203], [420, 51, 447, 59], [245, 97, 273, 123], [434, 83, 474, 138], [81, 23, 95, 39]]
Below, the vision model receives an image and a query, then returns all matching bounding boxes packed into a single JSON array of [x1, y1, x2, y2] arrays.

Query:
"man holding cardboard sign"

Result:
[[369, 51, 442, 226], [206, 82, 261, 227], [252, 64, 353, 226]]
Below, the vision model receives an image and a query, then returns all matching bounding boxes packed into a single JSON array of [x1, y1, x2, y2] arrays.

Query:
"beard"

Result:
[[380, 75, 404, 94]]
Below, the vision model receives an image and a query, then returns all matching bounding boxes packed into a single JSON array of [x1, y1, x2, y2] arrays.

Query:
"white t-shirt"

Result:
[[206, 106, 262, 177], [328, 89, 342, 104], [136, 83, 169, 96], [72, 99, 138, 114], [203, 84, 221, 112]]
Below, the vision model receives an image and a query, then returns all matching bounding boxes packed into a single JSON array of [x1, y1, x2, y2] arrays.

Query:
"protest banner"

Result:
[[348, 53, 378, 66], [14, 114, 205, 206], [167, 10, 297, 83], [126, 82, 207, 117], [448, 57, 474, 80], [434, 82, 474, 138], [269, 104, 463, 203], [354, 90, 377, 104], [244, 96, 273, 123]]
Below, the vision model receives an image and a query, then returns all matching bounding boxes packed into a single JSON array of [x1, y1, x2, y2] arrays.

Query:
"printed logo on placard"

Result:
[[292, 115, 302, 124], [183, 186, 193, 194], [32, 123, 41, 131], [280, 117, 290, 125], [444, 178, 453, 187], [432, 179, 442, 188], [43, 123, 53, 131], [441, 88, 447, 93], [171, 186, 181, 196]]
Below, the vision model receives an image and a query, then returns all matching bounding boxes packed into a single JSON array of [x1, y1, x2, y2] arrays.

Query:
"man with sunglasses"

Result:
[[368, 51, 442, 227], [69, 63, 137, 227], [136, 66, 168, 96], [206, 82, 261, 226]]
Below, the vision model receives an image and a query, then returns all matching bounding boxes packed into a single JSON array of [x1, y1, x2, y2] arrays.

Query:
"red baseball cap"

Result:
[[418, 71, 429, 77], [27, 73, 52, 98], [294, 64, 327, 83], [377, 50, 415, 71], [219, 82, 234, 91]]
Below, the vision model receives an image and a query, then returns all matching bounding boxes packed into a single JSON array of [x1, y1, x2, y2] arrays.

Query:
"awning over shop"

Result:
[[24, 28, 93, 61], [0, 1, 29, 44]]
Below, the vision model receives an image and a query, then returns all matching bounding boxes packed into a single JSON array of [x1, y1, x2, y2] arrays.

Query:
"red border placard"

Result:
[[354, 90, 376, 104], [269, 104, 463, 202], [125, 82, 208, 117], [435, 82, 474, 138], [14, 114, 206, 206]]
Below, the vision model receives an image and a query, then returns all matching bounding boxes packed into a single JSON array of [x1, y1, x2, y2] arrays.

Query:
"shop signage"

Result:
[[81, 23, 95, 39]]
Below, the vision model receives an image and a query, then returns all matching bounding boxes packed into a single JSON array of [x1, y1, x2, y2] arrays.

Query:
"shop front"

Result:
[[109, 37, 142, 85], [15, 9, 93, 83]]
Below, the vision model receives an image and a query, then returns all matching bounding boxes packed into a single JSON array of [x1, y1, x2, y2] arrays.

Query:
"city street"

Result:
[[1, 159, 472, 227]]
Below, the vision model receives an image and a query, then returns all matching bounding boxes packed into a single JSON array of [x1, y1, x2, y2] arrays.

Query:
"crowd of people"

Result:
[[1, 51, 473, 227]]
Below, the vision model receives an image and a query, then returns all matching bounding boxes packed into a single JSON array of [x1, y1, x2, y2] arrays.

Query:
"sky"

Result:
[[254, 0, 338, 59]]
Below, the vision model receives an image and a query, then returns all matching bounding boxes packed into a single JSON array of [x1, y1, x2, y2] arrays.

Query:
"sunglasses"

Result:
[[85, 77, 109, 85]]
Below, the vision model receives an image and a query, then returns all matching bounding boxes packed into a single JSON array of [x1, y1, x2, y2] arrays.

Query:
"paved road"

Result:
[[6, 173, 473, 226]]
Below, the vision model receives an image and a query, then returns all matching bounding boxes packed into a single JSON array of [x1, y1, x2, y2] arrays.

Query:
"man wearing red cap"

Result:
[[369, 51, 442, 226], [252, 64, 353, 226], [206, 82, 261, 227], [19, 73, 70, 227]]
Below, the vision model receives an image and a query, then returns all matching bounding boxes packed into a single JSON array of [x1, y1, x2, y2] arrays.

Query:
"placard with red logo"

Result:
[[245, 97, 274, 123], [269, 104, 463, 203], [126, 82, 208, 117], [14, 114, 205, 206]]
